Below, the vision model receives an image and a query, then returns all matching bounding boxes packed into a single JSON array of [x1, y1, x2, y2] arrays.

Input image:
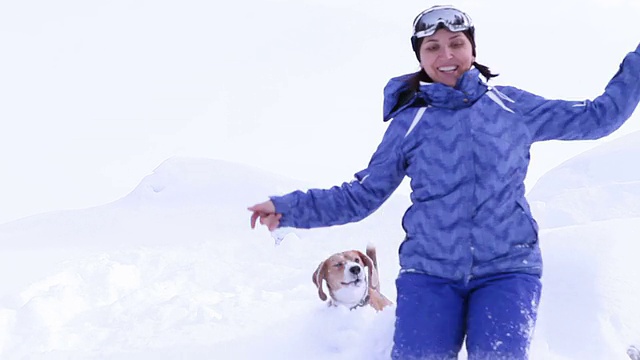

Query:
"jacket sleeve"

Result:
[[270, 118, 409, 229], [514, 43, 640, 142]]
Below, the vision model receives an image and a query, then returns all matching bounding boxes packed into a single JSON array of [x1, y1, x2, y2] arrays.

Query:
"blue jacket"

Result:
[[271, 44, 640, 282]]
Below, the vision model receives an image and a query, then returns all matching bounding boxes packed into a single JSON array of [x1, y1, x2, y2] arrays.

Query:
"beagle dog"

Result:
[[312, 245, 392, 311]]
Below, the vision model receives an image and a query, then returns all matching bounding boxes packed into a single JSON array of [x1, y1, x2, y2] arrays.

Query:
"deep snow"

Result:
[[2, 131, 640, 359]]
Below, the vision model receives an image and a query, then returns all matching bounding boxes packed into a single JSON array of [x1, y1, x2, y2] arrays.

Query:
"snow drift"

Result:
[[2, 129, 640, 358]]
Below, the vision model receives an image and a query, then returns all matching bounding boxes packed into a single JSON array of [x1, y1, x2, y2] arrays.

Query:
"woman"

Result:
[[248, 5, 640, 359]]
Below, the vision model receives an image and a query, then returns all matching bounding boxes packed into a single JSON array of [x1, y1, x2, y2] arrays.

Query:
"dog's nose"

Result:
[[349, 266, 361, 275]]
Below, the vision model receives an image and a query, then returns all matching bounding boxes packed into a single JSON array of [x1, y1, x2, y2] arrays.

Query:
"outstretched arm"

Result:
[[515, 43, 640, 142], [265, 116, 411, 229]]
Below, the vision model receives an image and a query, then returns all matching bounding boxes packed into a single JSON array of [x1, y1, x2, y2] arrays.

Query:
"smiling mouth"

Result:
[[341, 278, 363, 286], [438, 65, 458, 73]]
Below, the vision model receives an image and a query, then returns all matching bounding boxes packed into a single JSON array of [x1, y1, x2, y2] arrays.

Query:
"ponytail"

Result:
[[473, 61, 499, 81]]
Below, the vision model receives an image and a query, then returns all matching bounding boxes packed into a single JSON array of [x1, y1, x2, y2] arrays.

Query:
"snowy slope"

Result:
[[0, 157, 407, 359], [528, 130, 640, 229], [526, 131, 640, 359], [1, 132, 640, 359], [535, 218, 640, 359]]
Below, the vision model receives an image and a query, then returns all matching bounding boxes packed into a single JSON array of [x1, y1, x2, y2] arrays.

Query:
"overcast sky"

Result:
[[1, 0, 639, 224]]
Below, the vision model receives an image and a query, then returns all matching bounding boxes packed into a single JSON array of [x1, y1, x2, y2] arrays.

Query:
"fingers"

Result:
[[273, 213, 282, 230], [248, 200, 275, 213], [260, 213, 282, 231], [250, 211, 260, 229], [248, 200, 280, 230], [259, 213, 282, 231]]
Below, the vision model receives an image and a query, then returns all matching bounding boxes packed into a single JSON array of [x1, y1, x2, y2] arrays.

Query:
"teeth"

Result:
[[438, 66, 457, 72]]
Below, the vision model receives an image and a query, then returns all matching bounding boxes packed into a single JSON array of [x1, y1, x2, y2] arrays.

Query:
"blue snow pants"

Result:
[[391, 271, 542, 360]]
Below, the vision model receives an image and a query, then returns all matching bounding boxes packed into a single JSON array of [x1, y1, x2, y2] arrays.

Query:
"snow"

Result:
[[0, 157, 408, 359], [2, 133, 640, 358], [528, 130, 640, 228], [1, 0, 640, 358]]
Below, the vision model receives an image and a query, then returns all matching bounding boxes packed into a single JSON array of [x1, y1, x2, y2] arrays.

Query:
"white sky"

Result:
[[1, 0, 640, 224]]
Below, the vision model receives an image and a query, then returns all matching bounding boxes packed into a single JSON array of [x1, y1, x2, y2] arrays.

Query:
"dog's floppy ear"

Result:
[[366, 245, 379, 270], [312, 260, 329, 301], [355, 250, 380, 291]]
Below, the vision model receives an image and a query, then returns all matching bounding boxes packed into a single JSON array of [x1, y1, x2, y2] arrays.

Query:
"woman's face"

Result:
[[419, 28, 475, 87]]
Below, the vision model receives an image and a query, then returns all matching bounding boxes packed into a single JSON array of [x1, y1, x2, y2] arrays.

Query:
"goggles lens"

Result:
[[412, 6, 473, 39]]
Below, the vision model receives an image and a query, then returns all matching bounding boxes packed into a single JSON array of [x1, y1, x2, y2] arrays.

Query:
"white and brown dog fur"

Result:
[[312, 245, 392, 311]]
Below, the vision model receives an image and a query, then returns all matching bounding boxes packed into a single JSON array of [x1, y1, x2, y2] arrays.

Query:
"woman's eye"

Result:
[[451, 42, 464, 48]]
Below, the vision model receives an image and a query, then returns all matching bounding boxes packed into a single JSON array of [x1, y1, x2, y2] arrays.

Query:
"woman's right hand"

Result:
[[248, 200, 282, 231]]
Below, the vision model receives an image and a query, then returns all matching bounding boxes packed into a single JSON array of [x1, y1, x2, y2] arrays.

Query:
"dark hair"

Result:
[[473, 62, 498, 81], [406, 62, 498, 93]]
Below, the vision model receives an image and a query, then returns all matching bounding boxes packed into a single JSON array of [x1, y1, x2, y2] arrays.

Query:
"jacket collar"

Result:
[[418, 68, 487, 109], [383, 68, 488, 121]]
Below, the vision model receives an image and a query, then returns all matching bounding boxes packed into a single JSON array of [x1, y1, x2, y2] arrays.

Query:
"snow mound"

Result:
[[3, 152, 640, 359], [122, 157, 307, 208], [0, 157, 408, 359], [528, 130, 640, 228], [535, 218, 640, 359], [0, 158, 307, 249]]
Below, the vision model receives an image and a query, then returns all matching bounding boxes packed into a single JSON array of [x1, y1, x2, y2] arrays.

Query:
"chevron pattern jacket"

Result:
[[271, 44, 640, 282]]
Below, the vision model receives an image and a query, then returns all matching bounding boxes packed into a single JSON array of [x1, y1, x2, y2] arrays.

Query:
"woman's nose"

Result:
[[441, 47, 454, 59]]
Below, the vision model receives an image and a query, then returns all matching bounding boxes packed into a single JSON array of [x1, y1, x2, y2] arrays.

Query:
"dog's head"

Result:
[[312, 250, 379, 304]]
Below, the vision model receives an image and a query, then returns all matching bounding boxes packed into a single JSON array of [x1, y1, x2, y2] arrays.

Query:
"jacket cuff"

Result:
[[270, 194, 296, 227]]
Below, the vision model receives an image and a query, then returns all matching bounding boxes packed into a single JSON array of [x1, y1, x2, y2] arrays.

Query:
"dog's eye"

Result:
[[333, 262, 344, 268], [355, 258, 361, 263]]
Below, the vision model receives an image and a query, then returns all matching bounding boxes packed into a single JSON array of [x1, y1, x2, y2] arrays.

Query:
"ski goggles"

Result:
[[412, 6, 474, 39]]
